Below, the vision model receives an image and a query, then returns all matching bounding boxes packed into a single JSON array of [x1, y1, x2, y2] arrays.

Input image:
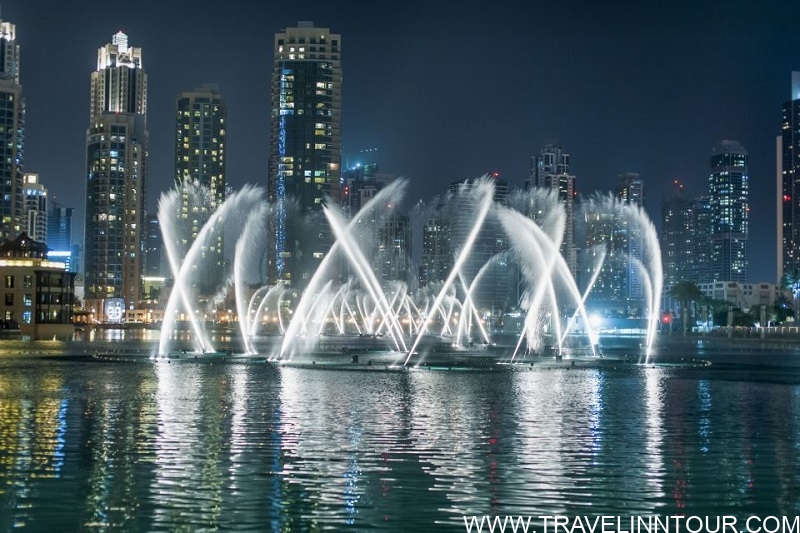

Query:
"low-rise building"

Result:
[[698, 281, 778, 312], [0, 233, 75, 339]]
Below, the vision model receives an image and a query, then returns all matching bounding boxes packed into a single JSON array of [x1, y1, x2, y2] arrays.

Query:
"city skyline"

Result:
[[5, 0, 800, 283]]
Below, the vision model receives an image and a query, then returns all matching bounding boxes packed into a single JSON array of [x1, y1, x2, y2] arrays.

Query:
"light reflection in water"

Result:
[[644, 368, 666, 500], [0, 357, 798, 529]]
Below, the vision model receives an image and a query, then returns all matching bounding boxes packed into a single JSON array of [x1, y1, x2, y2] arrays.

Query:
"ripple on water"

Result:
[[0, 359, 799, 529]]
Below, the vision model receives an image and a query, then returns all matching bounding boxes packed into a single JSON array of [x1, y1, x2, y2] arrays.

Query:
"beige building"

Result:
[[0, 233, 75, 339], [698, 281, 779, 312]]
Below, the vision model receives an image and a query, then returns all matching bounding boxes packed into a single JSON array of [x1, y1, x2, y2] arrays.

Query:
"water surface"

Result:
[[1, 340, 799, 530]]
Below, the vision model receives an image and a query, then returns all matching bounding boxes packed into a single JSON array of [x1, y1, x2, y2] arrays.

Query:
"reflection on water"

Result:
[[1, 354, 800, 530]]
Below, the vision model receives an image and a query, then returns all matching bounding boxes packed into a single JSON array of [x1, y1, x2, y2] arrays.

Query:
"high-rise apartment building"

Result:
[[47, 202, 77, 273], [709, 141, 748, 283], [614, 173, 644, 207], [84, 32, 148, 315], [529, 144, 577, 279], [0, 17, 24, 239], [660, 181, 691, 291], [446, 176, 510, 317], [174, 85, 226, 291], [144, 213, 163, 277], [688, 196, 713, 284], [377, 211, 411, 285], [268, 22, 342, 291], [614, 173, 644, 302], [22, 173, 46, 242], [779, 72, 800, 282], [419, 212, 451, 290]]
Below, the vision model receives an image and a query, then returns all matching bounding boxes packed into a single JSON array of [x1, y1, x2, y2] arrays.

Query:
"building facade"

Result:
[[780, 72, 800, 283], [0, 17, 24, 240], [446, 176, 511, 317], [47, 202, 77, 273], [377, 211, 411, 285], [697, 281, 778, 314], [614, 173, 644, 303], [709, 141, 748, 284], [23, 173, 46, 242], [84, 32, 148, 318], [0, 233, 75, 339], [174, 85, 226, 292], [419, 212, 451, 290], [268, 22, 342, 291], [688, 195, 713, 284], [529, 144, 577, 279], [144, 213, 163, 278], [661, 181, 691, 291]]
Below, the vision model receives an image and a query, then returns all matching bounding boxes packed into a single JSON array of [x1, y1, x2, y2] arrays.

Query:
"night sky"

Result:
[[6, 0, 800, 283]]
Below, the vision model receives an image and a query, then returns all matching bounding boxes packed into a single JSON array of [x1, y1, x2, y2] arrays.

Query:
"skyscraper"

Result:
[[0, 16, 24, 239], [22, 173, 46, 242], [688, 195, 713, 284], [780, 72, 800, 282], [174, 85, 226, 291], [144, 213, 163, 277], [661, 180, 691, 291], [709, 141, 748, 283], [447, 176, 510, 317], [84, 32, 148, 315], [268, 22, 342, 290], [47, 202, 77, 273], [529, 144, 577, 279], [614, 173, 644, 303]]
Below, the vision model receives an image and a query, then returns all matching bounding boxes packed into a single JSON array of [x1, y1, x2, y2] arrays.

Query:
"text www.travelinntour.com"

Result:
[[462, 515, 800, 533]]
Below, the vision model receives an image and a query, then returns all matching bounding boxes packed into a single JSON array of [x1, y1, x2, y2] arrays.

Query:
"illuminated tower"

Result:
[[530, 144, 577, 279], [268, 22, 342, 291], [174, 85, 226, 292], [709, 141, 748, 283], [614, 173, 644, 303], [47, 202, 77, 273], [84, 32, 148, 315], [23, 173, 47, 243], [0, 16, 24, 239], [780, 72, 800, 282], [661, 180, 691, 290]]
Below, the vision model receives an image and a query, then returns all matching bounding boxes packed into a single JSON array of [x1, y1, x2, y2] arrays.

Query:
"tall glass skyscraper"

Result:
[[529, 144, 577, 280], [661, 180, 691, 291], [268, 22, 342, 291], [614, 173, 644, 303], [22, 173, 46, 242], [709, 140, 748, 283], [780, 72, 800, 282], [48, 202, 77, 273], [84, 32, 148, 315], [174, 85, 226, 292], [0, 16, 24, 240]]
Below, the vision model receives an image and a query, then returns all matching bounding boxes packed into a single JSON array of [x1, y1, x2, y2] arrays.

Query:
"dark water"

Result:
[[1, 339, 800, 531]]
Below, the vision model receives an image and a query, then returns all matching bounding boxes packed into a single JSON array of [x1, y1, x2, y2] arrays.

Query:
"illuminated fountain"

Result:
[[156, 183, 268, 357], [278, 179, 410, 360], [580, 195, 663, 360], [153, 176, 663, 366]]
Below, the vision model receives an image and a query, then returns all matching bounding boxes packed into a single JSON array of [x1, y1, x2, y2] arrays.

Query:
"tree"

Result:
[[670, 281, 704, 335], [771, 293, 794, 325], [781, 267, 800, 315]]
